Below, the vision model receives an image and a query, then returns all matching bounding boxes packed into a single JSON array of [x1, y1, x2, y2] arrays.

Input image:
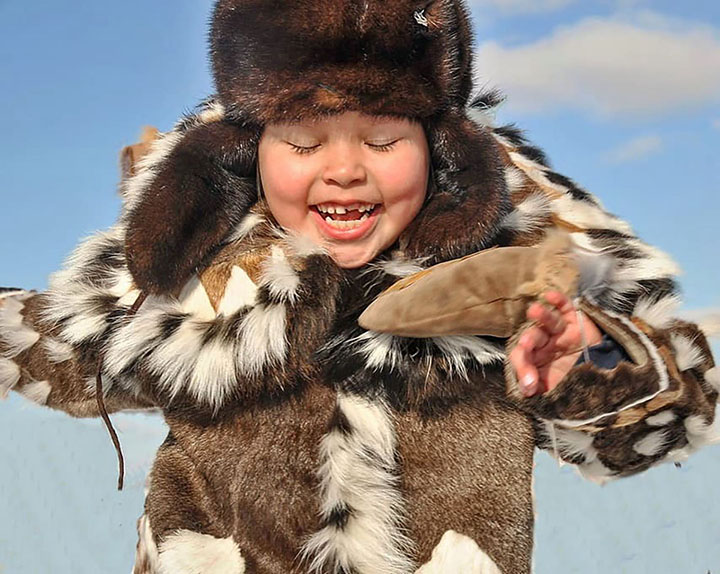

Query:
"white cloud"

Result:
[[604, 135, 663, 164], [469, 0, 575, 14], [475, 14, 720, 117]]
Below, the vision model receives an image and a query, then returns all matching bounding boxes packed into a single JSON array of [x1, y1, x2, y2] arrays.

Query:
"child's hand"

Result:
[[509, 291, 603, 397]]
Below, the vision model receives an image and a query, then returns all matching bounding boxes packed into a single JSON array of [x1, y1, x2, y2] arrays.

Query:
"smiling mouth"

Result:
[[312, 202, 379, 230]]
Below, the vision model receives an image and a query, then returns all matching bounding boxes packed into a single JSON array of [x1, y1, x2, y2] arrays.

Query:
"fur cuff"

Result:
[[505, 298, 674, 426]]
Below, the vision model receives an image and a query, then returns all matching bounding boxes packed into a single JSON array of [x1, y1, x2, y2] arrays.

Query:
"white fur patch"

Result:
[[541, 422, 618, 484], [416, 531, 502, 574], [683, 415, 720, 449], [121, 130, 185, 212], [663, 411, 720, 464], [646, 410, 677, 427], [633, 295, 682, 330], [157, 530, 245, 574], [237, 304, 287, 376], [260, 246, 301, 303], [41, 337, 74, 363], [500, 193, 551, 234], [612, 241, 682, 284], [0, 295, 40, 358], [550, 195, 633, 235], [178, 275, 216, 321], [42, 226, 129, 345], [504, 166, 527, 195], [226, 212, 265, 244], [507, 151, 565, 195], [356, 331, 403, 371], [104, 298, 169, 378], [375, 258, 426, 278], [431, 336, 505, 379], [543, 422, 596, 463], [670, 333, 705, 372], [217, 266, 258, 316], [279, 229, 327, 258], [197, 100, 226, 124], [104, 289, 288, 409], [704, 366, 720, 394], [0, 358, 21, 399], [633, 429, 669, 457], [356, 331, 503, 378], [540, 422, 617, 484], [576, 457, 616, 485], [303, 393, 414, 574], [17, 380, 51, 405], [188, 337, 238, 407], [133, 514, 160, 574]]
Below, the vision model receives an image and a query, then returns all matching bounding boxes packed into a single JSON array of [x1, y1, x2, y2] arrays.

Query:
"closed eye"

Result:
[[366, 139, 400, 152], [287, 142, 320, 155]]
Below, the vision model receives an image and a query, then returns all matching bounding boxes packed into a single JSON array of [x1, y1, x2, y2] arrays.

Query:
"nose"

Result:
[[321, 142, 367, 188]]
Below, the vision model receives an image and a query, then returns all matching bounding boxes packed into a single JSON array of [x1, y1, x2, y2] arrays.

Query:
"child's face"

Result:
[[258, 111, 429, 268]]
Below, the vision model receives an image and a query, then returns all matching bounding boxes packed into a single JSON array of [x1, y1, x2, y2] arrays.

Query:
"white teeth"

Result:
[[316, 203, 377, 214], [323, 217, 367, 230]]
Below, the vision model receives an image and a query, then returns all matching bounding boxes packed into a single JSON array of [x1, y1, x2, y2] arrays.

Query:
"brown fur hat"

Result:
[[125, 0, 509, 294], [210, 0, 475, 122]]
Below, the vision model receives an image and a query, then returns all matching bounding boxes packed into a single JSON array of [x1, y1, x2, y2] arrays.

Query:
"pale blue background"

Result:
[[1, 1, 718, 572]]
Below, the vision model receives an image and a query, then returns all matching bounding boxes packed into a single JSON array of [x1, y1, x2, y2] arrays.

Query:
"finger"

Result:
[[509, 345, 540, 397], [518, 324, 551, 353], [527, 301, 566, 335], [542, 290, 574, 314]]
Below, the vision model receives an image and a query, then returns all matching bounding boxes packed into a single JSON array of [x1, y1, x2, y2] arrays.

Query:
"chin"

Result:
[[329, 245, 379, 269]]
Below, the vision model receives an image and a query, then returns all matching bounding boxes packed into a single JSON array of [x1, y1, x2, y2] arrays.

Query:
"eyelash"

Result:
[[287, 140, 399, 154], [367, 140, 399, 152]]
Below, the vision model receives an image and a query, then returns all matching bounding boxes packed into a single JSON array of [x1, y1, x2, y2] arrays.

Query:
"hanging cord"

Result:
[[573, 297, 592, 364], [95, 291, 148, 491]]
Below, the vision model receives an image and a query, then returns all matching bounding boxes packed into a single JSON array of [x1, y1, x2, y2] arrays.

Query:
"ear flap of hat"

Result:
[[124, 120, 260, 295], [400, 109, 511, 263]]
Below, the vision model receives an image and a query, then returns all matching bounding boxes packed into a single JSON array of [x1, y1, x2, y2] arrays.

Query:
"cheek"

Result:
[[378, 151, 428, 211], [262, 158, 310, 203], [259, 150, 316, 228]]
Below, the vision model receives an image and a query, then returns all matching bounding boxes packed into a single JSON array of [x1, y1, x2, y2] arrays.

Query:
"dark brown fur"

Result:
[[125, 121, 260, 294]]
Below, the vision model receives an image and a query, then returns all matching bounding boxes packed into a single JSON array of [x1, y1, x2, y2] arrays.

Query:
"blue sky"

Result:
[[1, 1, 719, 573]]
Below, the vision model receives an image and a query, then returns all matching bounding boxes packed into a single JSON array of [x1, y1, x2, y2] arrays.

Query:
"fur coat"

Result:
[[1, 98, 718, 574]]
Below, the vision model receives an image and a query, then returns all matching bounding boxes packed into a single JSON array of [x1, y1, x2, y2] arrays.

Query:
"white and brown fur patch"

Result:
[[302, 392, 415, 574]]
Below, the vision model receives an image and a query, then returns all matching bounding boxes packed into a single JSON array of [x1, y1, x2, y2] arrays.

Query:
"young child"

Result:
[[1, 1, 717, 573]]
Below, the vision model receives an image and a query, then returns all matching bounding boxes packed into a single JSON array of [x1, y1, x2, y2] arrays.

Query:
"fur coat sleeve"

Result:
[[0, 207, 342, 416], [491, 125, 719, 483]]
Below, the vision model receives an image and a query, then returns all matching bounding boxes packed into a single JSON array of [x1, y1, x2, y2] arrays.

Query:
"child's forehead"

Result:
[[268, 111, 416, 131]]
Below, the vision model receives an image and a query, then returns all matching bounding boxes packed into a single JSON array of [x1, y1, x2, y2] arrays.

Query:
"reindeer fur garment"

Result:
[[3, 121, 718, 573], [2, 1, 718, 573]]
